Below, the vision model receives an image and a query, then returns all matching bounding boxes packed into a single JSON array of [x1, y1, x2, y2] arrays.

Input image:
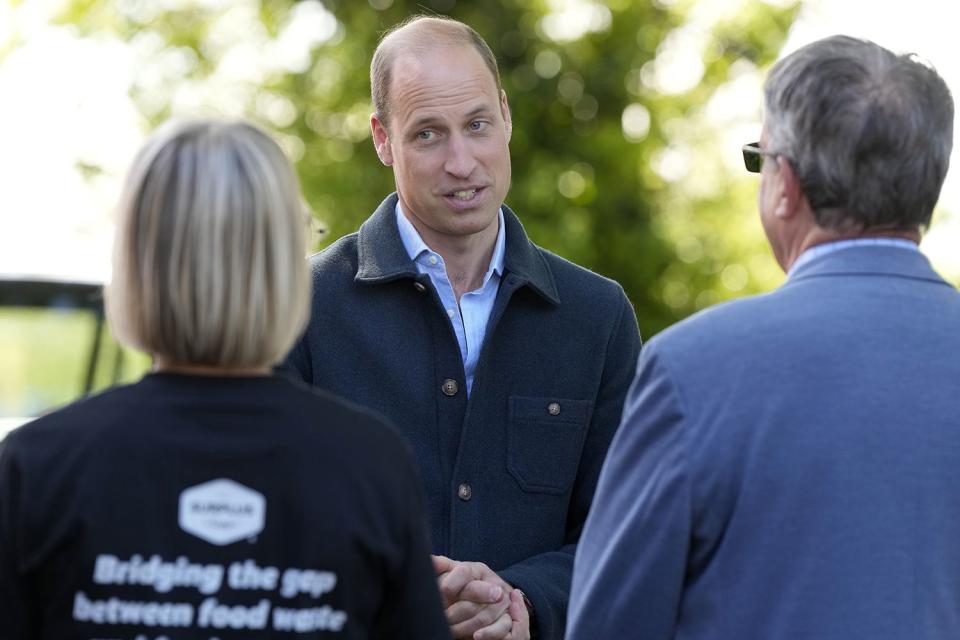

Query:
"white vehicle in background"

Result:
[[0, 276, 147, 439]]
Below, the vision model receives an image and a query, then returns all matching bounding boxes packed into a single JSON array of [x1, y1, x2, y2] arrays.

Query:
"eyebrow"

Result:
[[407, 104, 496, 132], [463, 105, 496, 119]]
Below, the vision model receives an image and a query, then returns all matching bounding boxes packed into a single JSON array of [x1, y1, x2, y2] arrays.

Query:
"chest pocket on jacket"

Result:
[[507, 395, 593, 495]]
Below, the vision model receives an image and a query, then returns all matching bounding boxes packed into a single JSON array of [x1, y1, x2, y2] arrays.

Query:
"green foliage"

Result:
[[0, 308, 149, 418], [56, 0, 799, 339]]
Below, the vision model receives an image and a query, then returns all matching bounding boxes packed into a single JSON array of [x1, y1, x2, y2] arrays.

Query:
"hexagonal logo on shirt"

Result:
[[178, 478, 266, 546]]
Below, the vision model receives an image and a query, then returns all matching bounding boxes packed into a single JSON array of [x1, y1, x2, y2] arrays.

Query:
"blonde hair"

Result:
[[108, 119, 310, 369]]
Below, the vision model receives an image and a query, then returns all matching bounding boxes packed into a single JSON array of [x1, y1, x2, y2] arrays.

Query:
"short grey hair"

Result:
[[108, 119, 310, 369], [371, 15, 502, 128], [764, 35, 954, 231]]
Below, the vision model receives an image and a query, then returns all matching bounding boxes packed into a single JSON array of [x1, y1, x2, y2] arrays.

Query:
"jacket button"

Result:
[[548, 402, 561, 416], [442, 379, 459, 396], [413, 282, 427, 293], [457, 483, 472, 501]]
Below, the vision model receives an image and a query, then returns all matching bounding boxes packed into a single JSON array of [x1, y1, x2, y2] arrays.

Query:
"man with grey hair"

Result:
[[567, 35, 960, 639], [284, 15, 641, 640]]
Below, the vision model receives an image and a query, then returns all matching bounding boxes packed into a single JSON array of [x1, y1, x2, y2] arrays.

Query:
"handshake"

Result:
[[433, 555, 531, 640]]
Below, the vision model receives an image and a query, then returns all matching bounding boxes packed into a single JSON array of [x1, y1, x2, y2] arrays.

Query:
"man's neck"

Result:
[[783, 227, 920, 272], [404, 213, 501, 301]]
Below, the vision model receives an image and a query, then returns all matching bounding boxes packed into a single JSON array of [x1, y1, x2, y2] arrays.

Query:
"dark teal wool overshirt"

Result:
[[282, 193, 642, 639]]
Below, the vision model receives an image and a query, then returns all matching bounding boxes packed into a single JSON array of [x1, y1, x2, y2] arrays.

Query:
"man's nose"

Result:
[[443, 134, 477, 178]]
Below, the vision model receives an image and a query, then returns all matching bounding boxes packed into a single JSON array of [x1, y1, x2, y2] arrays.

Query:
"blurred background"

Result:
[[2, 0, 959, 423]]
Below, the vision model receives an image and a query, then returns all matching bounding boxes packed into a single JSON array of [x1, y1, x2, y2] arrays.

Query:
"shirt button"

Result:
[[446, 308, 455, 318], [457, 483, 472, 501], [413, 282, 427, 293], [548, 402, 561, 416], [442, 379, 459, 396], [429, 255, 439, 265]]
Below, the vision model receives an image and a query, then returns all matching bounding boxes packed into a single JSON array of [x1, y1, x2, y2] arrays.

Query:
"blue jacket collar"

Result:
[[355, 193, 560, 305], [787, 243, 952, 287]]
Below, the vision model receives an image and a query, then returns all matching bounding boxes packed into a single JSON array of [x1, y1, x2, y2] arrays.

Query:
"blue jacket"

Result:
[[283, 194, 641, 639], [568, 246, 960, 639]]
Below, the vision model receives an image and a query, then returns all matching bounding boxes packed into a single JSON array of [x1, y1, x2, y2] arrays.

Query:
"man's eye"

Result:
[[469, 121, 487, 132], [417, 130, 434, 141]]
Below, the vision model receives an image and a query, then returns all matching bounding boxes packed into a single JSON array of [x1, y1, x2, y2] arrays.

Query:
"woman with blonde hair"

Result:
[[0, 119, 450, 639]]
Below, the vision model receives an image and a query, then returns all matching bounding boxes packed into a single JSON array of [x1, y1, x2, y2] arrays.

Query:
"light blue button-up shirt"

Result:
[[788, 237, 919, 278], [396, 204, 506, 396]]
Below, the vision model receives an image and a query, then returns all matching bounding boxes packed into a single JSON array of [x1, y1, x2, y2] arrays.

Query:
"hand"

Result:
[[432, 555, 513, 639], [476, 588, 530, 640], [503, 588, 531, 640]]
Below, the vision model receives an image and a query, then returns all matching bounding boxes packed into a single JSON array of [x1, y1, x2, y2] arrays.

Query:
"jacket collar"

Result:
[[786, 243, 952, 287], [355, 193, 560, 305]]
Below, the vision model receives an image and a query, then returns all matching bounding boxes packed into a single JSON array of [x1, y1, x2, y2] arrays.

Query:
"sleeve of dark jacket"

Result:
[[375, 437, 454, 640], [0, 435, 33, 640], [498, 291, 642, 639]]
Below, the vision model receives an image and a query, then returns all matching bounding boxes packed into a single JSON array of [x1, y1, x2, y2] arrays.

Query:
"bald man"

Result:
[[283, 16, 641, 640]]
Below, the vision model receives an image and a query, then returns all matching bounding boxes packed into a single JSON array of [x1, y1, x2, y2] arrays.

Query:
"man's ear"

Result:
[[774, 156, 804, 220], [500, 90, 512, 142], [370, 113, 393, 166]]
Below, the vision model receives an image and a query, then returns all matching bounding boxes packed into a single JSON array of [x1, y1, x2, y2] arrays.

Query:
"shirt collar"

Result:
[[788, 237, 919, 278], [395, 202, 432, 262], [394, 202, 506, 279], [355, 193, 560, 305]]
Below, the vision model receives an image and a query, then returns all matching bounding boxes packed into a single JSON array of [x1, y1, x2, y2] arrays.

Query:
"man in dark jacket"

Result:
[[283, 16, 641, 640]]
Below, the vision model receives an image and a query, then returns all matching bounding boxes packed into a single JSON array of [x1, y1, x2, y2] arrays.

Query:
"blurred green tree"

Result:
[[56, 0, 799, 338]]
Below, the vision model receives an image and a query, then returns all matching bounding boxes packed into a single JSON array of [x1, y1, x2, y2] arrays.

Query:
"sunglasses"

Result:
[[741, 142, 781, 173]]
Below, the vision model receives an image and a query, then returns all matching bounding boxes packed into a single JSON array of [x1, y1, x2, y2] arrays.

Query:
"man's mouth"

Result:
[[450, 188, 481, 200]]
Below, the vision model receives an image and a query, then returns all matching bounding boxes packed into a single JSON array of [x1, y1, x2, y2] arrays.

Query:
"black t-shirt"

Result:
[[0, 373, 451, 639]]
